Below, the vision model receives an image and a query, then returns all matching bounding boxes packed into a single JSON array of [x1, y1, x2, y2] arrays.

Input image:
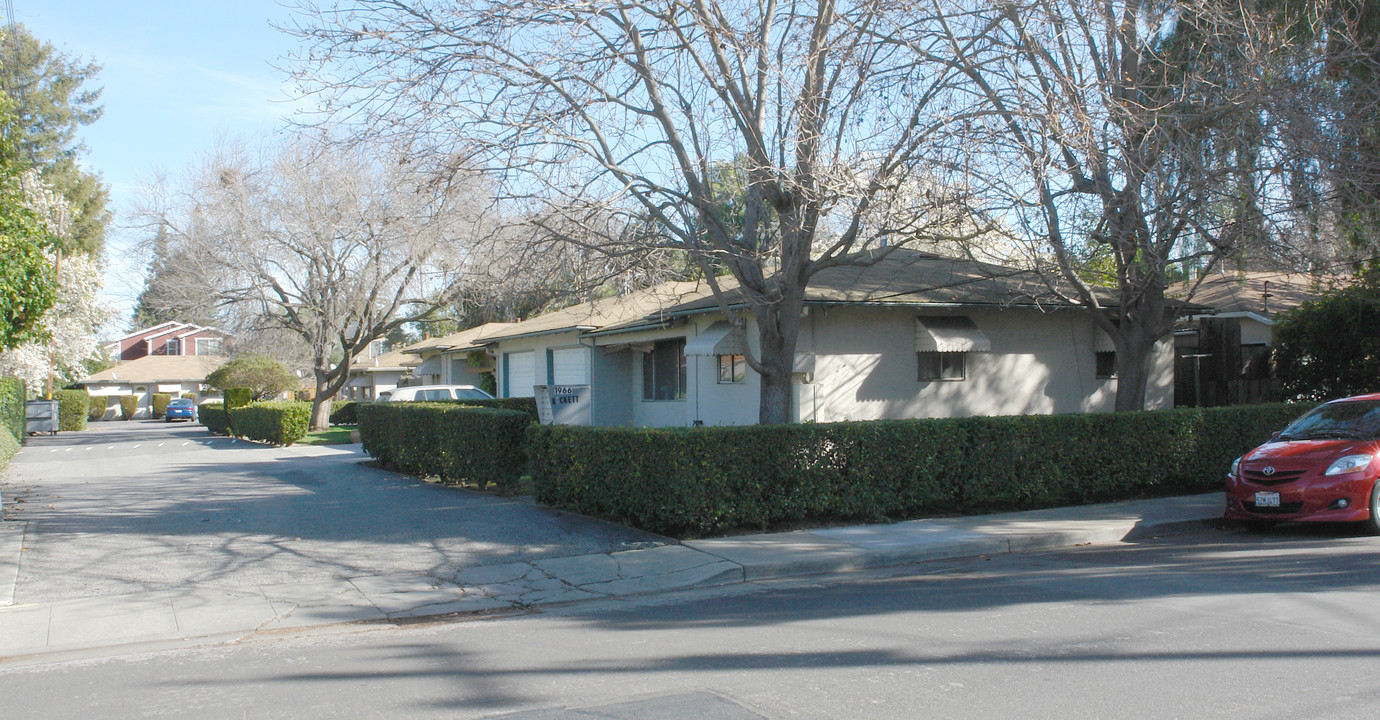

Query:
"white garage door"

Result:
[[550, 347, 588, 386], [505, 351, 535, 398]]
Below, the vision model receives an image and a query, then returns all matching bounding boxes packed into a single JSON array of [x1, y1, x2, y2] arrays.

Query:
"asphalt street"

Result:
[[2, 526, 1379, 719], [1, 421, 664, 604]]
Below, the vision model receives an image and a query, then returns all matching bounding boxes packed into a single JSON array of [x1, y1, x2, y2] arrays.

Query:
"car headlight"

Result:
[[1325, 454, 1374, 476], [1230, 457, 1241, 476]]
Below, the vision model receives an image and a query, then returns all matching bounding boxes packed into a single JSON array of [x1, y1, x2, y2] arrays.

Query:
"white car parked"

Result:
[[377, 385, 494, 403]]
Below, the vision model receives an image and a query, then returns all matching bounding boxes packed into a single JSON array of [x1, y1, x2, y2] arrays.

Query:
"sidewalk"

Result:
[[0, 492, 1223, 663]]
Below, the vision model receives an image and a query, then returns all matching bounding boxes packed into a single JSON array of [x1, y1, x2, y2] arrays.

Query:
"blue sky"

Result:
[[15, 0, 308, 328]]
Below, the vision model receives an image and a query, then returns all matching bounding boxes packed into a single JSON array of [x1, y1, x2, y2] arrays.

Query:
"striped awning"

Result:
[[915, 316, 991, 353], [1093, 327, 1117, 353], [412, 355, 442, 376], [684, 321, 748, 357]]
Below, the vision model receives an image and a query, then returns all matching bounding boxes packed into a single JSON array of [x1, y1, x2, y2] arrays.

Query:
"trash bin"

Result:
[[25, 399, 59, 435]]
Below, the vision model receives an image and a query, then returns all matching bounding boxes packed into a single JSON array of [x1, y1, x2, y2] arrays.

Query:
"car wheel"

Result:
[[1364, 482, 1380, 536]]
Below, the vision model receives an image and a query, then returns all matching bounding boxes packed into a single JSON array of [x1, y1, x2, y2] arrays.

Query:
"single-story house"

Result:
[[341, 343, 421, 402], [104, 321, 231, 362], [396, 323, 518, 391], [459, 251, 1184, 427], [77, 355, 227, 419], [1169, 270, 1350, 406]]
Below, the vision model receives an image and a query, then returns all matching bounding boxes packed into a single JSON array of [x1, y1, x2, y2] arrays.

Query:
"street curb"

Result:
[[0, 499, 1225, 664]]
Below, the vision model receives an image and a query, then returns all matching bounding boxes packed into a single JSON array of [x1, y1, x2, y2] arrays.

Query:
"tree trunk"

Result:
[[310, 373, 334, 431], [1113, 346, 1151, 412], [753, 296, 804, 425], [1112, 319, 1161, 413], [758, 357, 793, 425]]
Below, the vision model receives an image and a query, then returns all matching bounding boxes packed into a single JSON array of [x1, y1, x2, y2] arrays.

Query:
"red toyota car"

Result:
[[1225, 393, 1380, 533]]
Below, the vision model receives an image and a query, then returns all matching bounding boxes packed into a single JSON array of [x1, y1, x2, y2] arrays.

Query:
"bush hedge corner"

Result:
[[151, 393, 172, 418], [200, 403, 230, 435], [229, 401, 311, 446], [88, 394, 109, 421], [118, 395, 138, 420], [329, 400, 358, 425], [357, 402, 532, 492], [55, 389, 90, 432]]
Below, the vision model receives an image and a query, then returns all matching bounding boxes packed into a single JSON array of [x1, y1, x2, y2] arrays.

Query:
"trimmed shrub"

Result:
[[88, 395, 109, 421], [0, 377, 24, 441], [329, 400, 358, 425], [151, 393, 172, 419], [118, 395, 138, 420], [201, 403, 231, 435], [55, 389, 89, 432], [224, 387, 252, 411], [528, 404, 1306, 538], [230, 401, 311, 446], [358, 402, 532, 492], [449, 397, 539, 422], [224, 388, 252, 432]]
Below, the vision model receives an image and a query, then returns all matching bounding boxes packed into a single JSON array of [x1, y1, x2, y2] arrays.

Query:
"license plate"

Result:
[[1255, 491, 1281, 508]]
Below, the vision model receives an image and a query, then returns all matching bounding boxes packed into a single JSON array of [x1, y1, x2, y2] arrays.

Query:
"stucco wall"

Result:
[[801, 306, 1172, 421], [1240, 318, 1274, 346], [487, 305, 1175, 428]]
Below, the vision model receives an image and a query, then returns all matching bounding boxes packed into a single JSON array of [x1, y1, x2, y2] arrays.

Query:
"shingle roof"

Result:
[[1170, 271, 1350, 318], [477, 283, 717, 342], [360, 347, 422, 373], [77, 355, 227, 385], [467, 251, 1207, 342], [403, 322, 520, 354]]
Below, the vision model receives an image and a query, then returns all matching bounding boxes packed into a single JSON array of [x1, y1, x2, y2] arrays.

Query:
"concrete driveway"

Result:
[[0, 421, 664, 605]]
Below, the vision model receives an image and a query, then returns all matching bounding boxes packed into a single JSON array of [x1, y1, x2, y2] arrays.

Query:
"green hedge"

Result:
[[0, 426, 18, 474], [528, 404, 1306, 538], [55, 389, 89, 432], [229, 401, 311, 446], [329, 400, 358, 425], [151, 393, 172, 418], [201, 403, 230, 435], [0, 377, 24, 441], [224, 388, 251, 431], [357, 402, 532, 492], [118, 395, 138, 420], [458, 397, 540, 421], [88, 395, 109, 421]]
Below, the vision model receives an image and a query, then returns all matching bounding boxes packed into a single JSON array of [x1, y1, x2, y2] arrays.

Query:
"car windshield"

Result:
[[1279, 400, 1380, 441]]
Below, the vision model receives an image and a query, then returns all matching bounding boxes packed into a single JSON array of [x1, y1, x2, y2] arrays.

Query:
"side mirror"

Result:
[[1269, 431, 1281, 441]]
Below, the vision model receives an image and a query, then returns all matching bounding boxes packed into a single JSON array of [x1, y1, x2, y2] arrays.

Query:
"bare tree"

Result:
[[138, 133, 487, 428], [924, 0, 1359, 410], [290, 0, 986, 424]]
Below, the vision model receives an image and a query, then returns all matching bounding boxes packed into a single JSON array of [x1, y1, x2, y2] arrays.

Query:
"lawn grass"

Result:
[[296, 426, 358, 446]]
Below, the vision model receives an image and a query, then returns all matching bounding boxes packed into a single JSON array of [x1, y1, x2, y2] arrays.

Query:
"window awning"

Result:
[[793, 353, 816, 374], [915, 316, 991, 353], [347, 374, 372, 387], [412, 356, 442, 376], [1093, 327, 1117, 353], [684, 321, 747, 357]]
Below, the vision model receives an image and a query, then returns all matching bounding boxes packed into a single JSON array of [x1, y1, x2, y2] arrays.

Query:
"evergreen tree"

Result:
[[0, 23, 109, 255]]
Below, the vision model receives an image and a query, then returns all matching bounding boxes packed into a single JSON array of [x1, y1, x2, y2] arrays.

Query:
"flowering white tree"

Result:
[[0, 171, 112, 394]]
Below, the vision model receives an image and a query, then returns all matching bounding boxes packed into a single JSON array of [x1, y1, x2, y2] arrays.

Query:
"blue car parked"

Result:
[[164, 398, 196, 422]]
